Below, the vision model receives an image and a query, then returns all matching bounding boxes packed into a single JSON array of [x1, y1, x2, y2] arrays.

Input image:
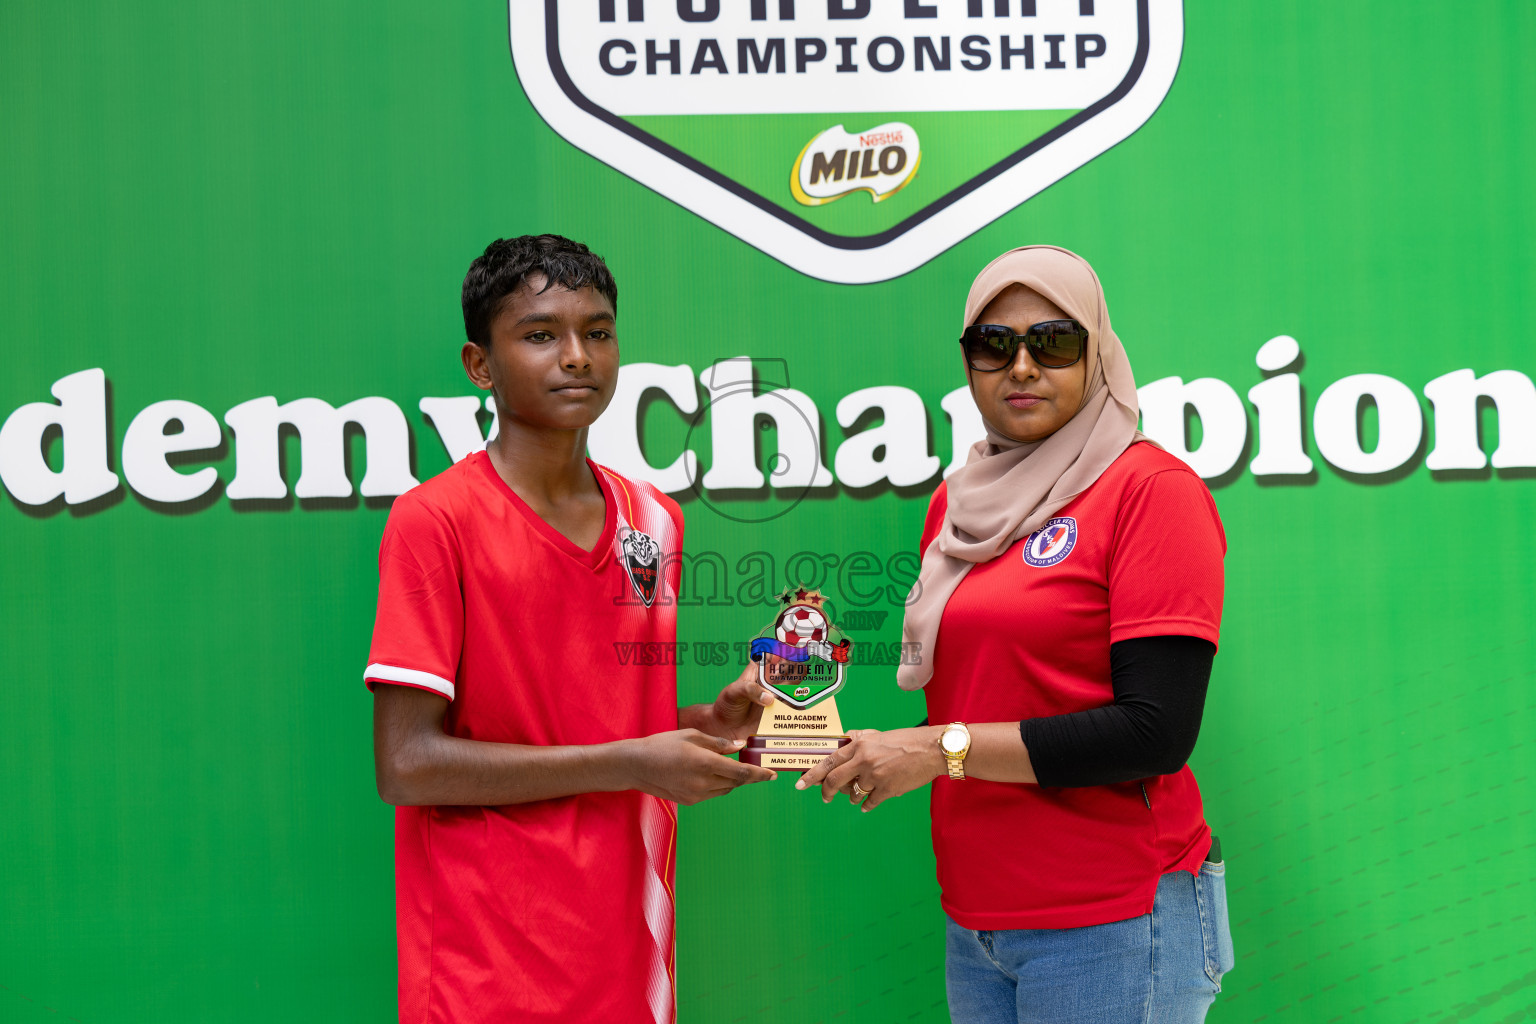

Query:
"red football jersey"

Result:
[[921, 441, 1225, 930], [364, 451, 683, 1023]]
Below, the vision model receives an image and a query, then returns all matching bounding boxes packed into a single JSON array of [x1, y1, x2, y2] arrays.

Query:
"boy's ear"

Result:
[[462, 342, 494, 391]]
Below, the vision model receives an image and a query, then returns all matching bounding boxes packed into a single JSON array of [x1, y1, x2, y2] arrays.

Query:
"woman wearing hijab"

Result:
[[798, 246, 1234, 1023]]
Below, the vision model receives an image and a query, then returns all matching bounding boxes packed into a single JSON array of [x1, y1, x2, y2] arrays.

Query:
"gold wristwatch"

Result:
[[939, 722, 972, 780]]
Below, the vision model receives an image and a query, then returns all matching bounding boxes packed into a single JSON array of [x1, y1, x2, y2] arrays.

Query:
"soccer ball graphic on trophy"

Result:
[[749, 589, 852, 708], [776, 606, 828, 647]]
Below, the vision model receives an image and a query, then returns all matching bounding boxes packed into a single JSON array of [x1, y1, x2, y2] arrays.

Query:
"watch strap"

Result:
[[941, 722, 969, 780]]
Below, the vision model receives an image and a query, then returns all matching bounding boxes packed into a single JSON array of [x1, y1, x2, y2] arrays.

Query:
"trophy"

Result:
[[740, 588, 853, 773]]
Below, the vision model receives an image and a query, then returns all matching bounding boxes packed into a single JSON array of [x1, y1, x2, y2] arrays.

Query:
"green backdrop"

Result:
[[4, 2, 1535, 1022]]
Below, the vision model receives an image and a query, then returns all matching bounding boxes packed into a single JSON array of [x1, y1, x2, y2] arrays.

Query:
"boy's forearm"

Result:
[[379, 732, 636, 807], [678, 702, 719, 733], [678, 665, 775, 738]]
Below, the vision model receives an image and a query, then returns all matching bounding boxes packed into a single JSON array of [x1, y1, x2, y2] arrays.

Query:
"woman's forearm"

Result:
[[951, 722, 1039, 784], [801, 638, 1212, 804], [1019, 635, 1215, 787], [934, 637, 1215, 787], [795, 722, 1035, 805]]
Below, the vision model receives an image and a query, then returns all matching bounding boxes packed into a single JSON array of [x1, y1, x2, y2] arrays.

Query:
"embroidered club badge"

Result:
[[621, 529, 660, 606], [1022, 516, 1078, 568]]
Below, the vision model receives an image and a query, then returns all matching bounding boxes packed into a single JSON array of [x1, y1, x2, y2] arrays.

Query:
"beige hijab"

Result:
[[897, 245, 1147, 690]]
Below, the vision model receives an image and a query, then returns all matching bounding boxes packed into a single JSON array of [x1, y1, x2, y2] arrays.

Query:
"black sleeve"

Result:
[[1019, 635, 1215, 788]]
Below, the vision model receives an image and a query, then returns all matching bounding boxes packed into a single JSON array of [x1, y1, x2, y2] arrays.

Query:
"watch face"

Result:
[[941, 728, 966, 753]]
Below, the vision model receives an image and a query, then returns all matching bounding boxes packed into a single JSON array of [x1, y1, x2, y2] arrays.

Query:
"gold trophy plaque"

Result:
[[740, 589, 853, 773]]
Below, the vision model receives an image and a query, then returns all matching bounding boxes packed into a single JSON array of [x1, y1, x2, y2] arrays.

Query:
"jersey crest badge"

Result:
[[620, 528, 660, 606], [1022, 516, 1078, 568]]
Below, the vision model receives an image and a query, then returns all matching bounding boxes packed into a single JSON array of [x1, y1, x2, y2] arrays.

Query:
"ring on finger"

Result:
[[851, 780, 871, 799]]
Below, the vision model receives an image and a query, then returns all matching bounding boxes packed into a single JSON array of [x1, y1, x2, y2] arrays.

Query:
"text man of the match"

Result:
[[364, 235, 776, 1022]]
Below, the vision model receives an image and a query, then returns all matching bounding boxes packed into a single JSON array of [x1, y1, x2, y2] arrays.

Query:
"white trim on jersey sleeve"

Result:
[[364, 663, 456, 701]]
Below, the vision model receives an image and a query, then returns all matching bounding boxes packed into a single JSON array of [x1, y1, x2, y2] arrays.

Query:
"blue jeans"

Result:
[[945, 860, 1235, 1024]]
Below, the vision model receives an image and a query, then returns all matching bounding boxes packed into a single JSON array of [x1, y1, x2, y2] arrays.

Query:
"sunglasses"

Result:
[[959, 320, 1088, 371]]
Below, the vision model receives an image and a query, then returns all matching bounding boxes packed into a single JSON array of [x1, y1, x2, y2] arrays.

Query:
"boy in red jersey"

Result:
[[365, 235, 776, 1023]]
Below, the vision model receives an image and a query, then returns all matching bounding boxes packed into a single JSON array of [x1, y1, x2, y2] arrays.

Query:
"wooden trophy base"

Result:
[[740, 697, 850, 773]]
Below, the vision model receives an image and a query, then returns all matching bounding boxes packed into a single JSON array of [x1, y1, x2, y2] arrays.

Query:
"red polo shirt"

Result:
[[921, 441, 1225, 930]]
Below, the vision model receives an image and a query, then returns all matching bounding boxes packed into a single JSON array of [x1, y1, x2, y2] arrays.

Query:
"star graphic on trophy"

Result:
[[777, 587, 826, 608]]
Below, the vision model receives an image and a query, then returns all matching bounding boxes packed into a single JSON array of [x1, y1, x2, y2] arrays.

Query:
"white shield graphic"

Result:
[[510, 1, 1182, 284]]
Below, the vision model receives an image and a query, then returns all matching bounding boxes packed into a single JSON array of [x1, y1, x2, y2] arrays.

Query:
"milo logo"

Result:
[[792, 122, 921, 206]]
